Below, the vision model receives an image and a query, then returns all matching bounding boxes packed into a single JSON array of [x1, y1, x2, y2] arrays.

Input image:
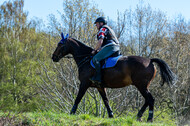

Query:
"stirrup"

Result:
[[89, 78, 102, 88], [94, 82, 102, 88]]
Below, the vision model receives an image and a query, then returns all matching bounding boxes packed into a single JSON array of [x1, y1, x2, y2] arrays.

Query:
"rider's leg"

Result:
[[91, 58, 102, 84], [90, 45, 119, 84]]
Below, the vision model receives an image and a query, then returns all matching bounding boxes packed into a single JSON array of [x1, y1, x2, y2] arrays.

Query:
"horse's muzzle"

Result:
[[52, 54, 59, 62]]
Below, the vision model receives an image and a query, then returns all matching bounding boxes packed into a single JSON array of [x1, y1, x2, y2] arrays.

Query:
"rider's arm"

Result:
[[92, 27, 107, 54], [95, 38, 103, 51], [92, 38, 103, 54]]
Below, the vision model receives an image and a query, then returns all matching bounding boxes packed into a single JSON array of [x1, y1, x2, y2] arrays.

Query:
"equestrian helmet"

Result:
[[94, 17, 107, 25]]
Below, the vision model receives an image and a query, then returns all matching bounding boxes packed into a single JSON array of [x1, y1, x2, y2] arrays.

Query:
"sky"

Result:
[[0, 0, 190, 24]]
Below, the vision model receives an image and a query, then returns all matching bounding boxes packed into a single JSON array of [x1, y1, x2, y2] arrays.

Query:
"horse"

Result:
[[52, 33, 175, 122]]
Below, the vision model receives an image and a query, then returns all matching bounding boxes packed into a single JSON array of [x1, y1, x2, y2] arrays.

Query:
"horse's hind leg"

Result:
[[97, 88, 113, 118], [146, 91, 154, 122], [136, 86, 155, 122], [137, 97, 148, 121]]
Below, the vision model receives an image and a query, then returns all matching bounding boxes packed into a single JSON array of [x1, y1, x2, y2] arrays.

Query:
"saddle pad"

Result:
[[90, 55, 122, 69]]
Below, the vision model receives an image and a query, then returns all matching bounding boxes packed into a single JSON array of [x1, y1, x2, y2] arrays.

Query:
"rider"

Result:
[[90, 17, 120, 85]]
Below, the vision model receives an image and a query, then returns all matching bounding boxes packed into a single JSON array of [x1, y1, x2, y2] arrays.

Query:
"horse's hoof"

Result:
[[70, 112, 74, 115], [109, 115, 114, 118], [70, 111, 76, 115], [108, 112, 114, 118], [137, 117, 142, 122], [147, 118, 153, 123]]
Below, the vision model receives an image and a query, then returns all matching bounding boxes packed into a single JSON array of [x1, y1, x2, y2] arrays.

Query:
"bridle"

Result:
[[54, 33, 93, 68]]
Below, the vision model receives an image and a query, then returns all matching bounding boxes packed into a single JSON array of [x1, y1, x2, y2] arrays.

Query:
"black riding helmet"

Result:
[[94, 17, 107, 25]]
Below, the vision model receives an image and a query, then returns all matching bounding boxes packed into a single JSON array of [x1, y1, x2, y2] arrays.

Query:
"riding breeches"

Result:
[[92, 45, 120, 76]]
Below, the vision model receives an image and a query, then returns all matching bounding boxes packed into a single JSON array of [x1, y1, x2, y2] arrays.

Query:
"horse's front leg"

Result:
[[97, 88, 113, 118], [70, 82, 89, 114]]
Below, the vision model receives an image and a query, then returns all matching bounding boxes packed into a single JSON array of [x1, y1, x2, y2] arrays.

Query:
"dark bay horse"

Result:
[[52, 33, 175, 122]]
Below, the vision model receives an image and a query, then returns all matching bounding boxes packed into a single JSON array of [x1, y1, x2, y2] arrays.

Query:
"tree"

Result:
[[0, 0, 45, 111]]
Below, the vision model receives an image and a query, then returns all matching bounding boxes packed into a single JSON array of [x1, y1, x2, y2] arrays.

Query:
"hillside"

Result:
[[0, 111, 176, 126]]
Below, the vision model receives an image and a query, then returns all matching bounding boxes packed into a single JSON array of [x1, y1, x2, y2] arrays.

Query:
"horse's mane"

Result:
[[70, 38, 93, 54]]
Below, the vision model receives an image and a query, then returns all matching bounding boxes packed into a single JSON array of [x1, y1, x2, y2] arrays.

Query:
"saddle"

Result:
[[90, 51, 122, 69]]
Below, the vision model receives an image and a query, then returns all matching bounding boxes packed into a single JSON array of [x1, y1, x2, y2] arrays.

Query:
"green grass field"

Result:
[[0, 111, 176, 126]]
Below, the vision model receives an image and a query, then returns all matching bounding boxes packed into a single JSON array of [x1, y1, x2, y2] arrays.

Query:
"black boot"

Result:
[[90, 60, 102, 86]]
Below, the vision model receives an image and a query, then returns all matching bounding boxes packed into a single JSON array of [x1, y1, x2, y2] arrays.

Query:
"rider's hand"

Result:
[[91, 50, 98, 55], [91, 50, 96, 55]]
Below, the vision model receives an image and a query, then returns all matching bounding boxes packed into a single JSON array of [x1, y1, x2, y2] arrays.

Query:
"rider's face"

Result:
[[95, 22, 103, 30]]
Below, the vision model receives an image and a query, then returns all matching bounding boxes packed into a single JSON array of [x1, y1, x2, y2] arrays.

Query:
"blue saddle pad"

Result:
[[90, 55, 122, 69]]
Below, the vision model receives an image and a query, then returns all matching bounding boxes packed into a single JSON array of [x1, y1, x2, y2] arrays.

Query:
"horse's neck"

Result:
[[69, 38, 92, 66]]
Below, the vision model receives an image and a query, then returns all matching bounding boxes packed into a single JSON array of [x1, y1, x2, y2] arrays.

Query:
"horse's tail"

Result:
[[151, 58, 176, 86]]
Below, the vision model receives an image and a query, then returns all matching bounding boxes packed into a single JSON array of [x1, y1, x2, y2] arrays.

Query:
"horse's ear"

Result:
[[61, 32, 64, 39], [65, 34, 69, 39]]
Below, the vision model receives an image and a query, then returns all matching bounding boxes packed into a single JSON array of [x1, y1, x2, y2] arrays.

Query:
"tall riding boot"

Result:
[[90, 60, 102, 85]]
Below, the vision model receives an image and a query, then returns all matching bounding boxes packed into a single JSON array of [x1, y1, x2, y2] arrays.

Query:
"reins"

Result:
[[77, 56, 92, 68], [63, 54, 92, 59], [63, 54, 93, 68], [63, 56, 74, 59]]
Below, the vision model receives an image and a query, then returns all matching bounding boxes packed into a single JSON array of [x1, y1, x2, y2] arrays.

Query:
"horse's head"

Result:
[[52, 33, 69, 62]]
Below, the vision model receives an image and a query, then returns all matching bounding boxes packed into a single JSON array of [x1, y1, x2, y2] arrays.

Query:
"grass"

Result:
[[0, 111, 176, 126]]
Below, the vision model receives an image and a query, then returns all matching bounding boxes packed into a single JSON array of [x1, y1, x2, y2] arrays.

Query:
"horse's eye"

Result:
[[58, 43, 64, 46], [58, 40, 64, 46]]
